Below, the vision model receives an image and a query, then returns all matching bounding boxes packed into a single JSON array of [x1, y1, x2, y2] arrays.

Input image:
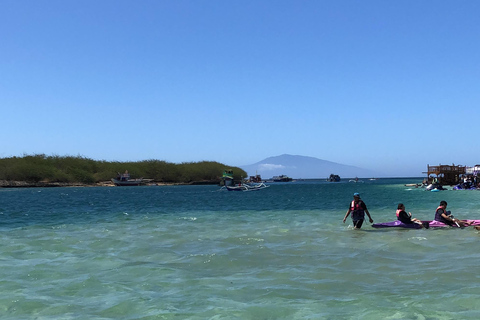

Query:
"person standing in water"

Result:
[[343, 193, 373, 229]]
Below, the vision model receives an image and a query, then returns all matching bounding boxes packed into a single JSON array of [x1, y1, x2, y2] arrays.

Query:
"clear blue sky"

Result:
[[1, 1, 479, 177]]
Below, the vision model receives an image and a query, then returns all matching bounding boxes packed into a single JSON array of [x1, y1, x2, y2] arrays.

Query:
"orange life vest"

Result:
[[396, 209, 401, 218], [351, 200, 363, 211], [350, 200, 365, 221]]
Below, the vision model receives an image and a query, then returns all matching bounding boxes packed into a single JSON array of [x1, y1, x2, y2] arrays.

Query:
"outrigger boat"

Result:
[[224, 182, 269, 192]]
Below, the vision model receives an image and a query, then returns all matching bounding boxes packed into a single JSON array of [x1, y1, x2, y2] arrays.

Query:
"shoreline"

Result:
[[0, 180, 220, 188]]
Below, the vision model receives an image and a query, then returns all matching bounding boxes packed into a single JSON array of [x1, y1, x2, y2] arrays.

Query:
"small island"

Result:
[[0, 154, 247, 188]]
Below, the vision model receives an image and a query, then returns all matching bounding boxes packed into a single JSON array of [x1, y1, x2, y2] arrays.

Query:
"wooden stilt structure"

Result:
[[423, 164, 466, 186]]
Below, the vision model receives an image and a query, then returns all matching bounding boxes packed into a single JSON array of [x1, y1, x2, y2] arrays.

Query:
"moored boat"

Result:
[[405, 183, 422, 188], [248, 174, 263, 183], [112, 171, 144, 186], [225, 182, 269, 192], [222, 169, 235, 186], [327, 174, 341, 182], [272, 175, 292, 182], [453, 182, 477, 190], [425, 183, 446, 191]]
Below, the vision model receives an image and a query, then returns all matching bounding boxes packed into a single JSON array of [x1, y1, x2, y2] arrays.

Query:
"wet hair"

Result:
[[397, 203, 404, 209], [440, 200, 447, 207]]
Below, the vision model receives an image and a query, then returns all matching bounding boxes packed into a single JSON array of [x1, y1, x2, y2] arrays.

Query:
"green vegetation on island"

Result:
[[0, 154, 247, 186]]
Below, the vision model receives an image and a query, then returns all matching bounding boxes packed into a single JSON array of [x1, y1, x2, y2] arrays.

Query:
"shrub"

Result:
[[0, 154, 247, 185]]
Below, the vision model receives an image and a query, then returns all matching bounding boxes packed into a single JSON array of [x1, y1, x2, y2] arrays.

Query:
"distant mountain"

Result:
[[240, 154, 379, 179]]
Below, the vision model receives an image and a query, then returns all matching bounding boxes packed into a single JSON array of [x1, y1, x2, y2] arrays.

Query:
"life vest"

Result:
[[350, 200, 365, 221], [396, 209, 401, 218], [351, 200, 363, 211], [435, 206, 447, 222]]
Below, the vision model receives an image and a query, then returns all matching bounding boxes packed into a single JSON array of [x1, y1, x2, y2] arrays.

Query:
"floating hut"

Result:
[[423, 164, 466, 186]]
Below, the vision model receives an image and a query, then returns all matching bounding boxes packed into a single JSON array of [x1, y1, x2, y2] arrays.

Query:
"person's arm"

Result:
[[343, 208, 351, 223], [361, 202, 373, 223], [365, 209, 374, 223], [441, 212, 455, 223], [409, 212, 420, 222]]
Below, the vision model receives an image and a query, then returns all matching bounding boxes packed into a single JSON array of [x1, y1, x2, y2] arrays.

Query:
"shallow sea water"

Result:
[[0, 179, 479, 319]]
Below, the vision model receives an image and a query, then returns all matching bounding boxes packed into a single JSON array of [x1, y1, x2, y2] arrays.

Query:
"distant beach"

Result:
[[0, 180, 213, 188]]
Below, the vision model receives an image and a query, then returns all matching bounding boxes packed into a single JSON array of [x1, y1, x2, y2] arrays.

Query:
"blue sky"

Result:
[[1, 0, 479, 177]]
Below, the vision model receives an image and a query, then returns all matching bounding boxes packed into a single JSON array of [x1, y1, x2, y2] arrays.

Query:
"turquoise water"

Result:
[[1, 179, 479, 319]]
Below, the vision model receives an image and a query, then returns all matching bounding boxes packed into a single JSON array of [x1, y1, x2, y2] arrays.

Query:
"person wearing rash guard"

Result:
[[396, 203, 428, 228], [434, 201, 471, 227], [343, 193, 373, 229]]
